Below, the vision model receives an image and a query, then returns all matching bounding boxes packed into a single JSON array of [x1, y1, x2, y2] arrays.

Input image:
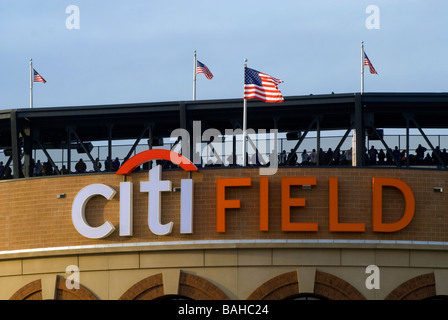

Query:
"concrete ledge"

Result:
[[0, 239, 447, 261]]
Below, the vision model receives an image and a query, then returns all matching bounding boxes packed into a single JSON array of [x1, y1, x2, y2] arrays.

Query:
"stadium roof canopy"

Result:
[[1, 92, 448, 178]]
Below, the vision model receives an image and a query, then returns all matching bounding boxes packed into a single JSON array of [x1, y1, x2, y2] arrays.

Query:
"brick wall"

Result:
[[0, 167, 446, 252]]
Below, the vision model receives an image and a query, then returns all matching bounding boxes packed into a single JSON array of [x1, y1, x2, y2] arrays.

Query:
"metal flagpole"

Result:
[[353, 42, 365, 167], [361, 41, 364, 95], [193, 51, 197, 101], [30, 59, 33, 108], [242, 59, 248, 166]]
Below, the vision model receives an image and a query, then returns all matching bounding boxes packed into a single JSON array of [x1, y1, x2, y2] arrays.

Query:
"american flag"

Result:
[[196, 60, 213, 79], [33, 69, 46, 83], [363, 51, 378, 74], [244, 67, 284, 103]]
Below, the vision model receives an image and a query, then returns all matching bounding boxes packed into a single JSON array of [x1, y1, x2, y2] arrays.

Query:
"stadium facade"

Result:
[[0, 93, 447, 300]]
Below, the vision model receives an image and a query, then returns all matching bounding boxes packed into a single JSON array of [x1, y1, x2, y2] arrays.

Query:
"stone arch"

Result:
[[10, 276, 98, 300], [385, 272, 436, 300], [120, 271, 229, 300], [247, 270, 366, 300]]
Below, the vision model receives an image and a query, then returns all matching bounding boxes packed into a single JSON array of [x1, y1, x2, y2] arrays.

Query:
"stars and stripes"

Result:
[[33, 69, 46, 83], [244, 67, 284, 103], [196, 60, 213, 79], [363, 51, 378, 74]]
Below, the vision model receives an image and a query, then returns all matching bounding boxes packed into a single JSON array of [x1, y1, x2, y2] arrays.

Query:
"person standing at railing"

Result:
[[378, 149, 386, 165], [279, 150, 287, 166], [34, 160, 42, 176], [112, 157, 120, 171], [393, 147, 400, 165], [95, 158, 102, 171], [368, 146, 378, 165], [75, 159, 86, 174], [432, 147, 441, 165], [61, 165, 68, 174], [424, 153, 433, 165], [346, 148, 352, 166], [286, 149, 297, 166], [301, 150, 309, 165], [104, 156, 112, 172], [340, 151, 347, 165], [309, 149, 317, 165], [442, 148, 448, 164], [415, 144, 427, 164]]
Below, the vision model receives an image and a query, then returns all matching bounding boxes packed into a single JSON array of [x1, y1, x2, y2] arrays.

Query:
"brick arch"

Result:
[[10, 277, 98, 300], [55, 276, 98, 300], [178, 271, 230, 300], [248, 270, 366, 300], [385, 272, 436, 300], [247, 271, 299, 300], [119, 271, 230, 300], [10, 279, 42, 300], [314, 270, 366, 300], [119, 273, 164, 300]]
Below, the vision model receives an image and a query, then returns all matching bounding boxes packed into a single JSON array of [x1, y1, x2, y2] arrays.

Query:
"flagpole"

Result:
[[242, 59, 248, 166], [30, 59, 33, 109], [193, 51, 197, 101], [361, 41, 364, 95]]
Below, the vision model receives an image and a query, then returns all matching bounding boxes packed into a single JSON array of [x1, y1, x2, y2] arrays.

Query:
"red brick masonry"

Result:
[[0, 167, 446, 252]]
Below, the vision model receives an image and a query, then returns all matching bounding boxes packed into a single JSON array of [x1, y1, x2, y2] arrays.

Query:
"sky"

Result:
[[1, 0, 447, 109]]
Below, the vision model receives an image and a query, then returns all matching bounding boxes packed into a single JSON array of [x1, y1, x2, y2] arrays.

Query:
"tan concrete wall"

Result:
[[0, 245, 446, 300]]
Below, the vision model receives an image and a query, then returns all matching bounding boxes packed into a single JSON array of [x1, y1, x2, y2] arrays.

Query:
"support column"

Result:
[[179, 101, 187, 131], [354, 93, 364, 167], [10, 110, 22, 179], [107, 125, 113, 172], [67, 127, 72, 173], [146, 124, 153, 170], [21, 127, 32, 177], [316, 117, 320, 167], [406, 117, 410, 167]]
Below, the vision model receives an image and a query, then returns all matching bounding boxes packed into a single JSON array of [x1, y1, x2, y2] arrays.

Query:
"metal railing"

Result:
[[1, 133, 447, 178]]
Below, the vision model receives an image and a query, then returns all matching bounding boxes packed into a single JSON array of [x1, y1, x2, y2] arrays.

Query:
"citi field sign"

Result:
[[71, 150, 415, 239]]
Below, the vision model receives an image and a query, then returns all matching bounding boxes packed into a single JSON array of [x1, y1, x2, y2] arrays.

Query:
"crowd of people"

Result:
[[73, 156, 122, 174], [193, 144, 448, 168], [277, 144, 448, 167], [0, 156, 124, 179], [278, 148, 353, 166], [1, 144, 447, 179]]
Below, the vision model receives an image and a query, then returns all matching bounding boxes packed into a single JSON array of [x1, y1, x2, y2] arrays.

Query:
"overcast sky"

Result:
[[1, 0, 447, 109]]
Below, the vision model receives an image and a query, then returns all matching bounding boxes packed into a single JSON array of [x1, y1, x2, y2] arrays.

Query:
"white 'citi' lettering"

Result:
[[141, 165, 173, 235], [71, 165, 194, 239]]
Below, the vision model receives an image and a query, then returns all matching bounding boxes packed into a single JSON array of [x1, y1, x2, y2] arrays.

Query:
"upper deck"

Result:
[[1, 92, 448, 179]]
